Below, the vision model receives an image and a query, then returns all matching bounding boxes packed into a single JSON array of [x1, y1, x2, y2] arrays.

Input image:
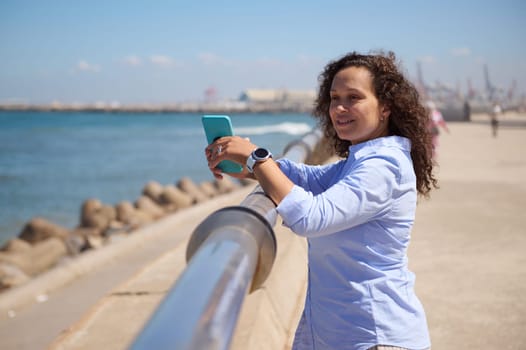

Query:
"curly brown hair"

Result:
[[313, 51, 438, 197]]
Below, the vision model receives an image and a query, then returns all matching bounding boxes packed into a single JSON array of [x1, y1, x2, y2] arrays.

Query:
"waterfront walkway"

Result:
[[1, 113, 525, 349]]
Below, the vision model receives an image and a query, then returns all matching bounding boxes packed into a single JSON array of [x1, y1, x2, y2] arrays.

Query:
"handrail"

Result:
[[130, 129, 323, 350]]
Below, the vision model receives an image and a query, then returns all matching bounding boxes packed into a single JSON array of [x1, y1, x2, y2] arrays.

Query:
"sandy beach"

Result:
[[1, 112, 525, 349]]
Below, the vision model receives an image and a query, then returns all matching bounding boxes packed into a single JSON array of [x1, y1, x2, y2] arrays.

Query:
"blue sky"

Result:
[[1, 0, 524, 104]]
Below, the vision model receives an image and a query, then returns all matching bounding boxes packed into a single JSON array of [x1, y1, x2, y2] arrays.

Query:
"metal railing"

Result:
[[130, 129, 323, 350]]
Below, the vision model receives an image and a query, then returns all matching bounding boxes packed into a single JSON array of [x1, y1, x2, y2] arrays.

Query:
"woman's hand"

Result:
[[204, 136, 294, 204], [205, 136, 256, 180]]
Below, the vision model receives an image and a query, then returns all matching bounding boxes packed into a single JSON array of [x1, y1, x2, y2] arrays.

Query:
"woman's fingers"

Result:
[[205, 135, 256, 174], [211, 167, 223, 179]]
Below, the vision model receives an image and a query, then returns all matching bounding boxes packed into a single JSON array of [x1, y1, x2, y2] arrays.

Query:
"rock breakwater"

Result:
[[0, 176, 250, 291]]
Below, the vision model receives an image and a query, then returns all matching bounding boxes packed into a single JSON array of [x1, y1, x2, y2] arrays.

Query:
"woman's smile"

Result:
[[335, 118, 354, 126]]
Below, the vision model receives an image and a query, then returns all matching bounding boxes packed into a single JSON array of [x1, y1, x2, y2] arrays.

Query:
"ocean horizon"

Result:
[[0, 111, 316, 245]]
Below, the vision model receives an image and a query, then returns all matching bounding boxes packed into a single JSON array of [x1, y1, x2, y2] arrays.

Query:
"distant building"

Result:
[[239, 89, 316, 112]]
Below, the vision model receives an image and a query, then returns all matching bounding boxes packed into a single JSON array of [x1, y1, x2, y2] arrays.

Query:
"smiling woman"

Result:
[[206, 51, 436, 350]]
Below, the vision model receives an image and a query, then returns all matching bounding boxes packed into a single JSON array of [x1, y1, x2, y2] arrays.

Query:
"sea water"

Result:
[[0, 111, 316, 245]]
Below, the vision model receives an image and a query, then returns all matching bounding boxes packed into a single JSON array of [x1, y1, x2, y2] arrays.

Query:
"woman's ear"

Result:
[[381, 105, 391, 120]]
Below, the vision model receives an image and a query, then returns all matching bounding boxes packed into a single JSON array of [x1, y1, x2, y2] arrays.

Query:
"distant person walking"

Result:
[[490, 102, 502, 137], [463, 100, 471, 121], [427, 100, 449, 157]]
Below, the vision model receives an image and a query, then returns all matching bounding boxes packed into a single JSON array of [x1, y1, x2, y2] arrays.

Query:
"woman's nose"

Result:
[[336, 103, 348, 112]]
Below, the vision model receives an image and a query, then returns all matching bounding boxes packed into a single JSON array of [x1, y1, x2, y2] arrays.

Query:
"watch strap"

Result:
[[246, 148, 272, 173]]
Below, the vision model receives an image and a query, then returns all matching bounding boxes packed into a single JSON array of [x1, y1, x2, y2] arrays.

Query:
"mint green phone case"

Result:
[[202, 115, 243, 173]]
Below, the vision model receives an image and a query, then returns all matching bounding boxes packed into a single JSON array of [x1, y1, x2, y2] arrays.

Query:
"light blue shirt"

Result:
[[276, 136, 430, 350]]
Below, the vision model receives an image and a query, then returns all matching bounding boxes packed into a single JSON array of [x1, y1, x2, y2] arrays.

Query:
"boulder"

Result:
[[0, 263, 30, 291], [115, 201, 153, 229], [1, 238, 32, 253], [67, 227, 101, 254], [28, 237, 68, 275], [99, 205, 117, 222], [214, 177, 238, 194], [18, 217, 70, 244], [177, 177, 208, 203], [81, 213, 108, 231], [0, 252, 26, 274], [104, 220, 130, 236], [160, 185, 193, 209], [64, 232, 87, 255], [142, 181, 164, 204], [80, 199, 116, 231], [85, 235, 104, 250], [0, 237, 68, 276], [80, 198, 102, 225], [116, 201, 136, 224], [199, 181, 218, 198], [135, 196, 165, 219], [71, 226, 102, 238]]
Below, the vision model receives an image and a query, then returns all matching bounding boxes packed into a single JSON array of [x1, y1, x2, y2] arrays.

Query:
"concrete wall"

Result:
[[49, 211, 307, 350]]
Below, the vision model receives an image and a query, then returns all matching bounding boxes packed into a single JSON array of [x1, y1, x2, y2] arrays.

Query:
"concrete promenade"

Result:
[[1, 112, 525, 349], [409, 113, 526, 349], [0, 185, 262, 349]]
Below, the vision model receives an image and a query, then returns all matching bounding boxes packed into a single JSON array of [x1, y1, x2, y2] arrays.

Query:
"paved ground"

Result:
[[1, 112, 525, 349], [0, 186, 257, 350], [409, 112, 526, 349]]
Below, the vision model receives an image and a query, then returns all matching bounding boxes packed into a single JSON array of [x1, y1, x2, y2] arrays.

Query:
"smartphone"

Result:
[[202, 115, 243, 173]]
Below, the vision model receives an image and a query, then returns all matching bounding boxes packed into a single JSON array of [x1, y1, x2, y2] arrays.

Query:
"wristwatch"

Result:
[[246, 147, 272, 173]]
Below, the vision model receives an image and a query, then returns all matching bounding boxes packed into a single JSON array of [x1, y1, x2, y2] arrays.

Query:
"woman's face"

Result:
[[329, 66, 390, 144]]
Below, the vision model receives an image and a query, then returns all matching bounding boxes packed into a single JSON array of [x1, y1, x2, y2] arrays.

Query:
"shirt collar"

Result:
[[348, 136, 411, 159]]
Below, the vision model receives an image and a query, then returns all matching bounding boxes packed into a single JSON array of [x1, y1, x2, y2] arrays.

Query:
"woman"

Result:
[[426, 100, 450, 157], [206, 51, 436, 350]]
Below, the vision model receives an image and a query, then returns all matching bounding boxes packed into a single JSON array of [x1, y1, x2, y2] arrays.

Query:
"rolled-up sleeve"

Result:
[[276, 156, 400, 237]]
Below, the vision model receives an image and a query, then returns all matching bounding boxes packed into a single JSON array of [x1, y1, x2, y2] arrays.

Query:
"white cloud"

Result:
[[451, 47, 471, 56], [418, 55, 436, 64], [123, 55, 142, 66], [197, 52, 235, 67], [296, 54, 319, 65], [253, 57, 282, 68], [76, 60, 101, 72], [150, 55, 176, 68]]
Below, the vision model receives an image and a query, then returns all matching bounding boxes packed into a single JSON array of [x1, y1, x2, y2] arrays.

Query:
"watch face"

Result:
[[254, 148, 269, 158]]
